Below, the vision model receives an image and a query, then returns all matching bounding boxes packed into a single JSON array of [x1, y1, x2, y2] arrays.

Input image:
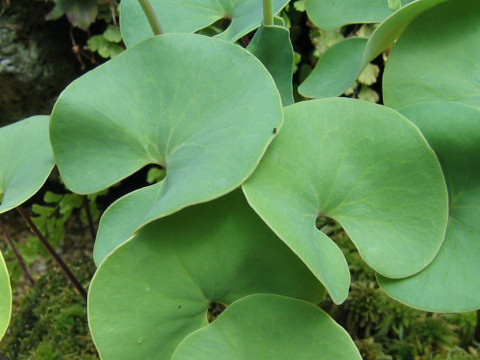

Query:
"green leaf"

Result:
[[59, 194, 83, 215], [119, 0, 289, 47], [43, 191, 63, 204], [32, 215, 47, 234], [378, 103, 480, 312], [45, 0, 66, 21], [47, 0, 98, 30], [247, 24, 294, 106], [301, 0, 452, 99], [358, 63, 380, 86], [87, 34, 107, 50], [0, 251, 11, 340], [387, 0, 402, 11], [65, 0, 97, 30], [243, 98, 448, 304], [101, 43, 123, 58], [32, 204, 56, 217], [361, 0, 451, 69], [103, 25, 122, 43], [88, 191, 324, 360], [298, 37, 368, 99], [357, 85, 379, 103], [48, 223, 66, 249], [305, 0, 395, 30], [5, 260, 21, 284], [50, 35, 282, 263], [87, 35, 123, 58], [0, 116, 54, 214], [17, 237, 41, 264], [146, 167, 166, 184], [293, 0, 306, 12], [171, 294, 362, 360], [383, 0, 480, 110]]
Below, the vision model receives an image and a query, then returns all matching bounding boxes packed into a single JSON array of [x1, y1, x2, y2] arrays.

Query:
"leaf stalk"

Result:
[[263, 0, 274, 25], [17, 206, 87, 302], [0, 217, 35, 286], [138, 0, 164, 35], [83, 196, 96, 241]]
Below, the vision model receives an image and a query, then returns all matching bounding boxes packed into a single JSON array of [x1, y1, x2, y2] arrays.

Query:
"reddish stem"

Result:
[[0, 217, 35, 286], [17, 206, 87, 302], [83, 196, 96, 241]]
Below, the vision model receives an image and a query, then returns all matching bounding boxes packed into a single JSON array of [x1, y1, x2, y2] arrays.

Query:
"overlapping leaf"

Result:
[[0, 252, 11, 340], [171, 294, 362, 360], [383, 0, 480, 110], [379, 103, 480, 312], [299, 37, 367, 99], [243, 98, 448, 304], [247, 23, 294, 106], [88, 191, 324, 360], [120, 0, 289, 47], [305, 0, 396, 30], [0, 116, 54, 213], [300, 0, 451, 99], [0, 116, 53, 341], [50, 34, 283, 264]]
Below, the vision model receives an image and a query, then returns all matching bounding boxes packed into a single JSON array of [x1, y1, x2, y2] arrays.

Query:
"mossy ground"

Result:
[[320, 220, 480, 360], [0, 258, 98, 360], [0, 214, 478, 360]]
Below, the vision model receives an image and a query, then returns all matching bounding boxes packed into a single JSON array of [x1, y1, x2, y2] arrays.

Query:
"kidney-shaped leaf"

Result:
[[0, 116, 54, 214], [361, 0, 451, 70], [0, 252, 11, 340], [120, 0, 289, 47], [171, 294, 361, 360], [51, 34, 282, 253], [379, 103, 480, 312], [305, 0, 396, 31], [383, 0, 480, 110], [243, 98, 448, 304], [299, 0, 451, 99], [88, 191, 324, 360]]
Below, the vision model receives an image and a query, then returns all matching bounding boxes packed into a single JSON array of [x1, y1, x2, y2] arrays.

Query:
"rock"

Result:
[[0, 0, 79, 126]]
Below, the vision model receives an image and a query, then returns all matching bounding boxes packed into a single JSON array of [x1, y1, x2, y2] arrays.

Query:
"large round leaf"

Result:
[[299, 0, 451, 99], [0, 116, 54, 213], [379, 103, 480, 312], [120, 0, 289, 47], [305, 0, 396, 31], [88, 190, 324, 360], [51, 34, 282, 259], [171, 294, 362, 360], [243, 98, 448, 304], [0, 252, 11, 340], [383, 0, 480, 110], [361, 0, 451, 70]]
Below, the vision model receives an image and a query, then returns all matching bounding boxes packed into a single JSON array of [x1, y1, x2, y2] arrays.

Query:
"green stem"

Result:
[[263, 0, 274, 26], [138, 0, 164, 35]]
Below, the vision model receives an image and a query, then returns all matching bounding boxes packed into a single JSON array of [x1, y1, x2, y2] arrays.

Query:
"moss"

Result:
[[354, 338, 391, 360], [325, 226, 480, 359], [0, 258, 98, 360]]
